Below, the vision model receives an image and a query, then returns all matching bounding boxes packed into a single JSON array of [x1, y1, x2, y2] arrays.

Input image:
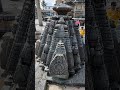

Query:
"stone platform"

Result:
[[35, 60, 85, 90], [47, 64, 85, 86]]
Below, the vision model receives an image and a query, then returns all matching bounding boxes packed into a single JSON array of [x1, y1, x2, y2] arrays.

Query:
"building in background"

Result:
[[42, 6, 56, 17], [55, 0, 63, 5], [73, 0, 85, 18]]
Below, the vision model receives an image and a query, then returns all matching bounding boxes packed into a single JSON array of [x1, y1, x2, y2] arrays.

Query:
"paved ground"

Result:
[[35, 19, 47, 90], [35, 59, 47, 90], [35, 19, 46, 32]]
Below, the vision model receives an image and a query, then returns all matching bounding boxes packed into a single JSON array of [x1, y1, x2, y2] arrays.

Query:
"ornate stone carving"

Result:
[[37, 2, 85, 84], [49, 40, 69, 79]]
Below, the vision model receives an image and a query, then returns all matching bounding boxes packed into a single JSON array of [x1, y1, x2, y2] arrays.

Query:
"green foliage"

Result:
[[41, 0, 47, 8]]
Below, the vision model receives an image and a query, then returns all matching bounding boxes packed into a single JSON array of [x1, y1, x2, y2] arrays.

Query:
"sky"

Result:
[[44, 0, 56, 6]]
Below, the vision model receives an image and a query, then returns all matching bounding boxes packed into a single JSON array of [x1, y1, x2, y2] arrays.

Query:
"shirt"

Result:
[[79, 29, 85, 37]]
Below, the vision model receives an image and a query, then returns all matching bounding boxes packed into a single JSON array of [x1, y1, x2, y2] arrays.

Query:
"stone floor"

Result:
[[35, 19, 46, 32], [35, 58, 47, 90]]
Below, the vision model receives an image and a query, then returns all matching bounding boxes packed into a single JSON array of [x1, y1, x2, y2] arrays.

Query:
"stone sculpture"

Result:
[[49, 40, 69, 79], [36, 2, 85, 85], [86, 0, 120, 89], [13, 18, 35, 89], [0, 0, 35, 89], [0, 15, 20, 70], [0, 32, 14, 69], [5, 0, 34, 75]]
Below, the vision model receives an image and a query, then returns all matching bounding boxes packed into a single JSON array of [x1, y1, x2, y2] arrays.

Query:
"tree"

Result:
[[35, 0, 43, 26], [0, 0, 3, 13], [41, 0, 47, 10]]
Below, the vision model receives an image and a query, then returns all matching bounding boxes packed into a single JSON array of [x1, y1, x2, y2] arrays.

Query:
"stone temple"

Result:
[[36, 2, 85, 85], [0, 0, 35, 89]]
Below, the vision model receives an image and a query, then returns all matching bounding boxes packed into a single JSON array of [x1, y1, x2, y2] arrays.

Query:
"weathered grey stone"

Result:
[[74, 24, 85, 64], [0, 32, 14, 69], [5, 0, 34, 75], [37, 22, 50, 57], [26, 61, 35, 90], [49, 41, 69, 79], [37, 2, 85, 85], [41, 34, 52, 64], [46, 21, 75, 75], [13, 18, 35, 88], [35, 40, 41, 55], [49, 54, 69, 79]]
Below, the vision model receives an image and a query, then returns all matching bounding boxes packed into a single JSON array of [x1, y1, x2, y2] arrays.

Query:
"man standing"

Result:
[[79, 27, 85, 44], [80, 27, 85, 37]]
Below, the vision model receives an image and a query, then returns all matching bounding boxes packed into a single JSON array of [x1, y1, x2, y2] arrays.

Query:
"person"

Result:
[[107, 2, 120, 27], [80, 21, 84, 26], [79, 27, 85, 38], [75, 20, 80, 27], [79, 27, 85, 44]]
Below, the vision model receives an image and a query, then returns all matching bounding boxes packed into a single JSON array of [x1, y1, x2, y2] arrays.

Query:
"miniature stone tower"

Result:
[[37, 2, 85, 82]]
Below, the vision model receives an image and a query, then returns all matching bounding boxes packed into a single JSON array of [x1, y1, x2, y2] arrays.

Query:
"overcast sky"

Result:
[[45, 0, 56, 6]]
